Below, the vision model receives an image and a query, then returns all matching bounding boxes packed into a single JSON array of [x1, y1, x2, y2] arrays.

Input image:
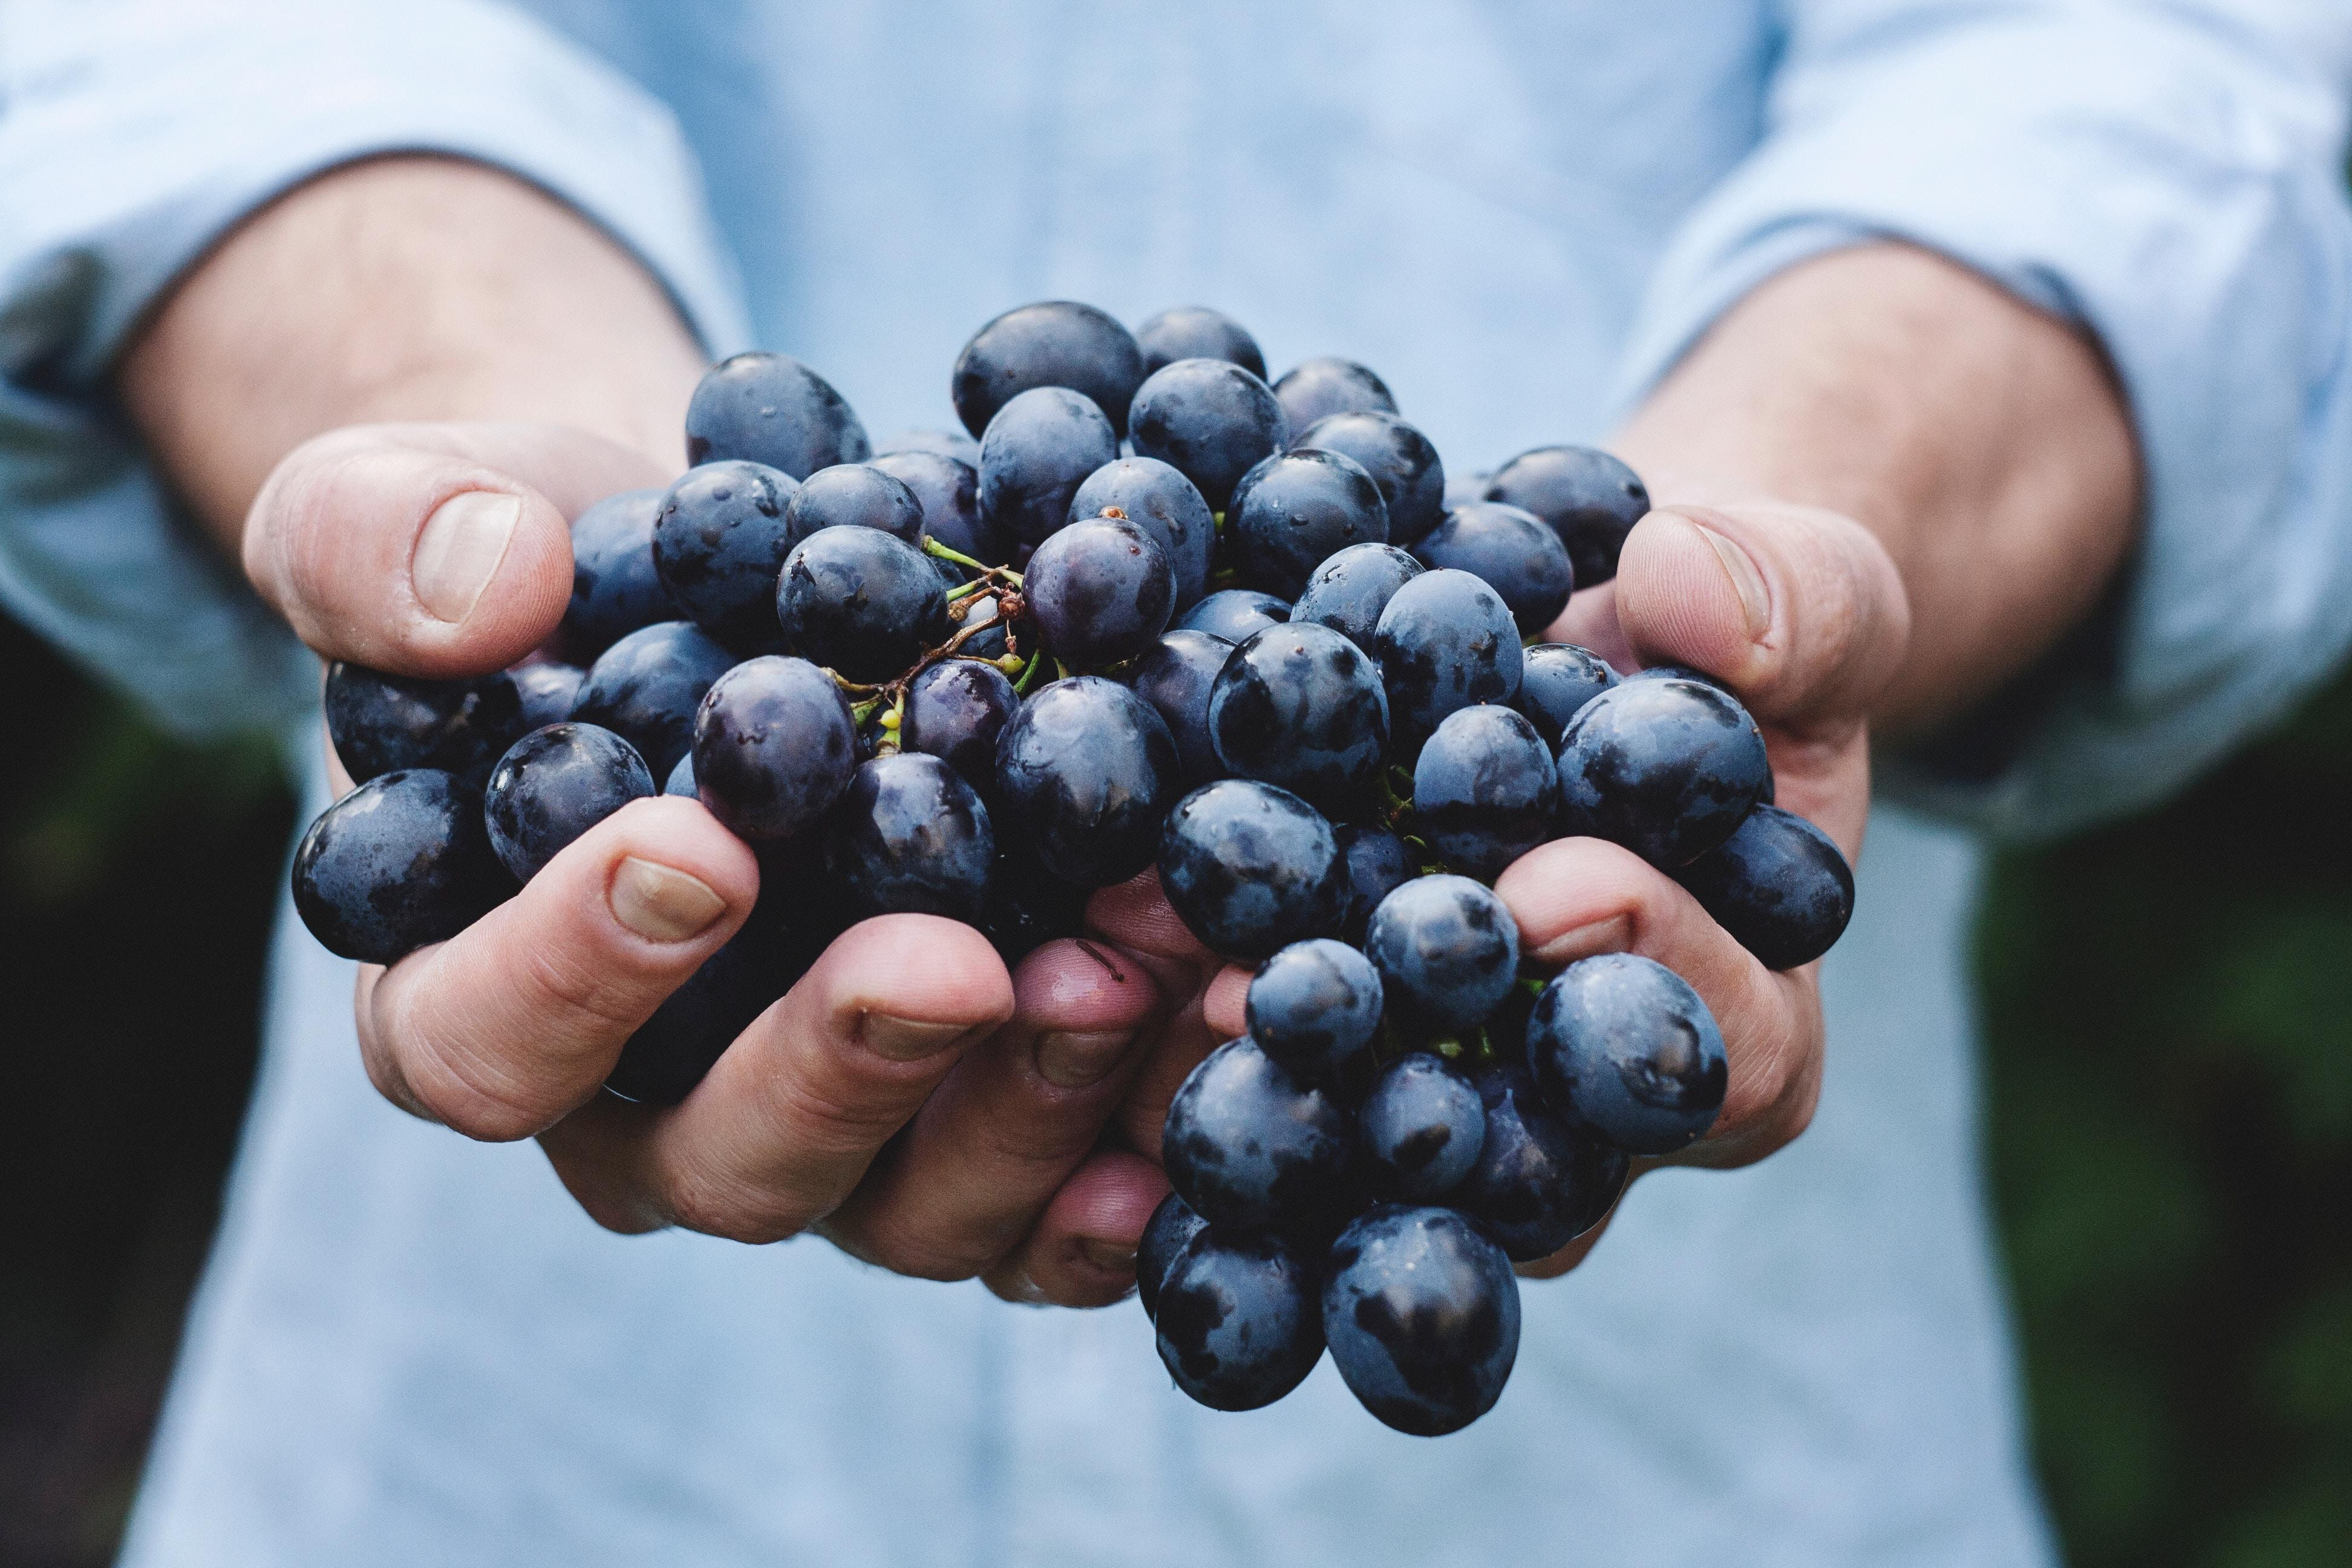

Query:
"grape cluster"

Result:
[[290, 301, 1858, 1434]]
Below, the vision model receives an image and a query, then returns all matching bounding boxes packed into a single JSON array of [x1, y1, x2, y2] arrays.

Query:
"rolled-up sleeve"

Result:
[[1613, 0, 2352, 838], [0, 0, 750, 737]]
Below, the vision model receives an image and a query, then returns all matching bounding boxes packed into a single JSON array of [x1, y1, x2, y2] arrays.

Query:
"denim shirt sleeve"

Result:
[[1613, 0, 2352, 839], [0, 0, 750, 738]]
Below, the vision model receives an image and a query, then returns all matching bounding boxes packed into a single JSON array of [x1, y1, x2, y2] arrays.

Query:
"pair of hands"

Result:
[[253, 417, 1907, 1302]]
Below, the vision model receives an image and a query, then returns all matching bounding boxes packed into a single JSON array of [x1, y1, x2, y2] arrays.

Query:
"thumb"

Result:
[[243, 421, 669, 677]]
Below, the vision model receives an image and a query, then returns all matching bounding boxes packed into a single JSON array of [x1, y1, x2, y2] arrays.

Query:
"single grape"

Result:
[[567, 619, 736, 780], [1272, 356, 1397, 434], [606, 901, 828, 1105], [1360, 1055, 1485, 1200], [1246, 938, 1384, 1083], [664, 753, 696, 797], [1290, 541, 1423, 653], [685, 351, 870, 477], [1483, 445, 1649, 587], [872, 426, 981, 466], [1135, 305, 1266, 379], [1157, 779, 1349, 961], [1554, 676, 1771, 867], [993, 676, 1180, 887], [1122, 628, 1233, 786], [651, 460, 800, 650], [1226, 448, 1389, 599], [1163, 1035, 1354, 1235], [690, 655, 859, 843], [1527, 953, 1728, 1155], [1514, 643, 1619, 746], [1322, 1204, 1519, 1436], [1371, 569, 1524, 753], [901, 659, 1019, 793], [1137, 1190, 1211, 1322], [1176, 589, 1290, 644], [482, 722, 655, 883], [822, 753, 995, 923], [1673, 803, 1855, 970], [1023, 515, 1175, 668], [1456, 1061, 1628, 1261], [1155, 1227, 1325, 1411], [1411, 704, 1560, 883], [1411, 500, 1575, 635], [774, 524, 949, 683], [1068, 456, 1216, 608], [1292, 411, 1446, 545], [563, 487, 674, 659], [1206, 621, 1389, 813], [1362, 874, 1520, 1036], [1334, 824, 1415, 942], [290, 770, 511, 964], [867, 449, 1004, 564], [1126, 358, 1289, 510], [976, 387, 1120, 549], [952, 300, 1146, 438], [511, 662, 584, 730], [780, 463, 926, 549], [324, 662, 528, 789]]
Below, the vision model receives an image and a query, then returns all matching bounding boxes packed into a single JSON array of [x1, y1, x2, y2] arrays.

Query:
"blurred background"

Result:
[[0, 596, 2347, 1567]]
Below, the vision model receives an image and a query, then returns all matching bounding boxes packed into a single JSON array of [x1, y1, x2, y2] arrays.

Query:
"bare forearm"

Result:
[[1614, 243, 2140, 731]]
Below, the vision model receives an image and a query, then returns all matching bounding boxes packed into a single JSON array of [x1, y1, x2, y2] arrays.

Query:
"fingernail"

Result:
[[413, 491, 521, 623], [1693, 521, 1770, 641], [1530, 912, 1634, 968], [861, 1013, 973, 1061], [609, 856, 727, 942], [1079, 1238, 1137, 1275], [1034, 1029, 1134, 1089]]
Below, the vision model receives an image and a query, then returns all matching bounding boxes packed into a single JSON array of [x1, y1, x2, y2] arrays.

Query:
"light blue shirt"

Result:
[[3, 3, 2349, 1564]]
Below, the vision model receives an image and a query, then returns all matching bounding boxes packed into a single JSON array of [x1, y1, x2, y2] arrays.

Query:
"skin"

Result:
[[120, 158, 2137, 1295]]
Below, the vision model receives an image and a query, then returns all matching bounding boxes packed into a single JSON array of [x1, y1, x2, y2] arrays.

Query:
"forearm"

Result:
[[119, 155, 706, 547], [1613, 241, 2141, 732]]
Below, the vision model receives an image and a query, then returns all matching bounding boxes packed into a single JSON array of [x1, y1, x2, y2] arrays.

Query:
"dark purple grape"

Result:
[[1135, 305, 1266, 379], [870, 449, 1005, 564], [781, 463, 925, 549], [774, 525, 949, 684], [1290, 541, 1422, 653], [690, 655, 858, 843], [1126, 358, 1289, 510], [1068, 456, 1216, 608], [1514, 643, 1619, 746], [1137, 1191, 1210, 1322], [1157, 780, 1349, 962], [1334, 824, 1415, 942], [1360, 1056, 1485, 1200], [563, 487, 673, 659], [953, 300, 1145, 439], [1554, 676, 1770, 867], [1527, 953, 1727, 1155], [1246, 938, 1384, 1083], [324, 662, 529, 789], [1176, 589, 1289, 644], [1272, 357, 1397, 434], [1322, 1204, 1518, 1436], [977, 845, 1089, 966], [1674, 803, 1854, 970], [1483, 445, 1648, 587], [901, 659, 1018, 793], [993, 676, 1180, 887], [685, 351, 869, 478], [874, 426, 981, 466], [1227, 449, 1388, 600], [822, 753, 995, 923], [976, 387, 1120, 549], [291, 770, 510, 964], [1122, 628, 1232, 786], [1411, 704, 1560, 883], [1156, 1227, 1325, 1411], [1371, 569, 1524, 752], [1293, 411, 1446, 545], [511, 662, 584, 730], [664, 753, 696, 797], [606, 901, 826, 1105], [1412, 501, 1574, 635], [1023, 515, 1175, 668], [482, 722, 655, 883], [1363, 874, 1519, 1036], [1163, 1035, 1354, 1235], [947, 590, 1012, 662], [1457, 1061, 1627, 1261], [1206, 621, 1388, 814], [569, 619, 735, 780], [652, 460, 799, 652]]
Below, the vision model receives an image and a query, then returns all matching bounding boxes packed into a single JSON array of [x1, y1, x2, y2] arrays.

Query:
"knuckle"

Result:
[[407, 1062, 549, 1143], [832, 1216, 991, 1282], [661, 1164, 808, 1246], [517, 939, 660, 1034]]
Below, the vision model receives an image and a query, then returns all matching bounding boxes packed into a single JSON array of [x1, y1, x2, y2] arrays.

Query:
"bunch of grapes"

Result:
[[291, 301, 1857, 1431]]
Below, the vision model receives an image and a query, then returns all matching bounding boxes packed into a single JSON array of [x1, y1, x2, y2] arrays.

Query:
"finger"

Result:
[[537, 915, 1016, 1243], [245, 421, 666, 676], [358, 795, 757, 1140], [1201, 963, 1250, 1040], [817, 939, 1163, 1279], [1543, 578, 1634, 673], [1086, 866, 1219, 996], [984, 1150, 1171, 1307], [1495, 836, 1821, 1170]]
